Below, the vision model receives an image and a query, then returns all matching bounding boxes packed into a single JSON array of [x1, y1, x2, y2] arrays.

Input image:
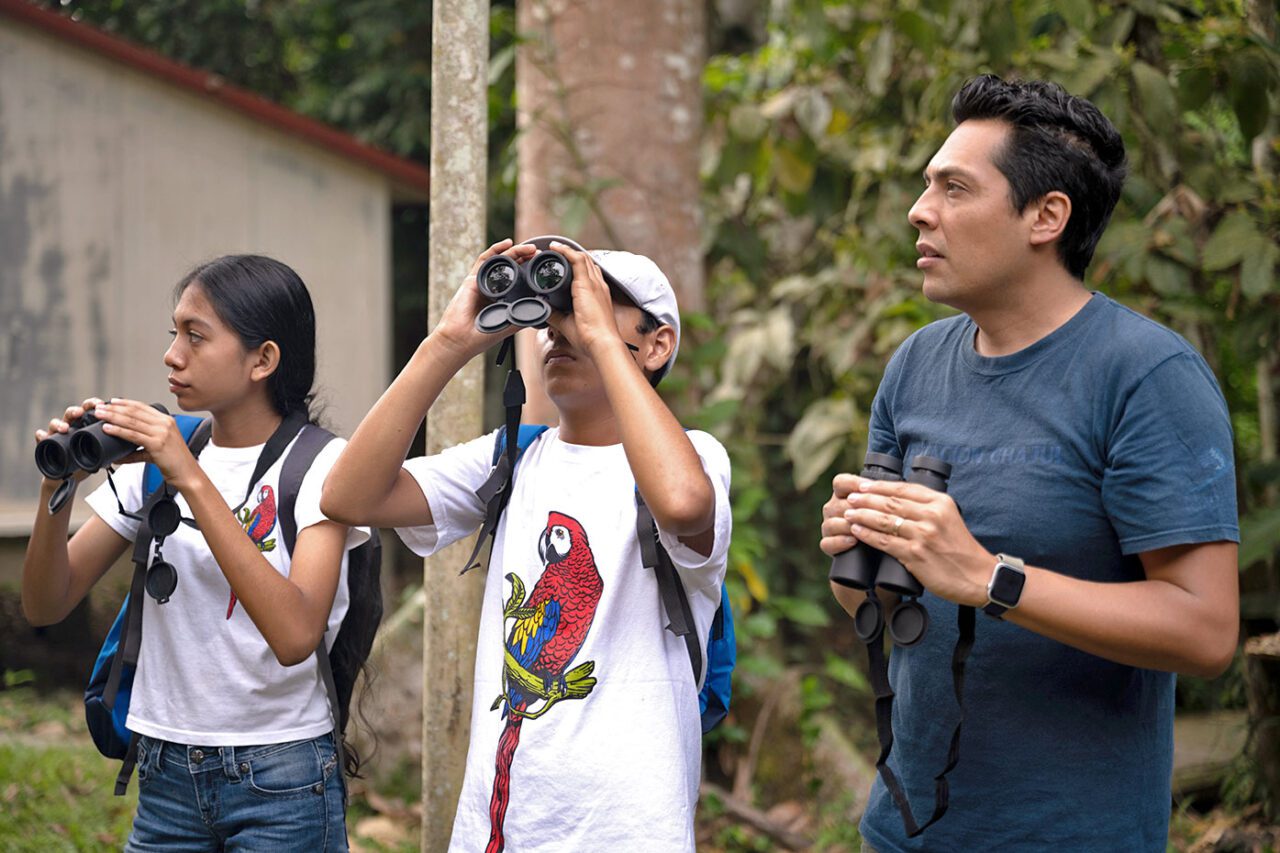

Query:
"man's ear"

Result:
[[644, 325, 676, 375], [249, 340, 281, 383], [1028, 190, 1071, 247]]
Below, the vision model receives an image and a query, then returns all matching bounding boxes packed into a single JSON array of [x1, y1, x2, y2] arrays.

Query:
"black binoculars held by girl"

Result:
[[828, 452, 953, 646], [35, 403, 169, 481], [475, 247, 574, 334]]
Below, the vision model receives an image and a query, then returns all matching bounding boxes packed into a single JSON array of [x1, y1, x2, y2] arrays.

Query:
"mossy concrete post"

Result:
[[423, 0, 488, 849]]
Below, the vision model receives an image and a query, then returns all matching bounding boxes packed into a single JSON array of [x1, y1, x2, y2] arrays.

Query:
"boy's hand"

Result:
[[432, 239, 537, 362], [547, 241, 624, 358]]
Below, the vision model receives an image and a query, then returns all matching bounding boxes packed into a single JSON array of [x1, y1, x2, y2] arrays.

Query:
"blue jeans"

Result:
[[125, 732, 348, 852]]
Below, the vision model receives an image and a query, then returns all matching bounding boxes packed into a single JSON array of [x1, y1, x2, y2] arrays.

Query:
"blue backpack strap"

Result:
[[491, 423, 551, 466], [459, 424, 550, 575], [142, 414, 208, 497]]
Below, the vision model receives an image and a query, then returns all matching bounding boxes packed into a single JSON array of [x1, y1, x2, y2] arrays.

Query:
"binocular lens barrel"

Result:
[[529, 254, 570, 293], [35, 433, 76, 480], [873, 455, 953, 597], [69, 420, 138, 474], [828, 452, 904, 590], [478, 257, 520, 299]]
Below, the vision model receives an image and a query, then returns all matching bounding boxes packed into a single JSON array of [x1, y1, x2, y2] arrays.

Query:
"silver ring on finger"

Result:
[[891, 515, 906, 535]]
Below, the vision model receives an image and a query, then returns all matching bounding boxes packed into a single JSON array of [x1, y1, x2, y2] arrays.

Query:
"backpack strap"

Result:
[[635, 491, 703, 686], [274, 422, 350, 800], [106, 416, 212, 796]]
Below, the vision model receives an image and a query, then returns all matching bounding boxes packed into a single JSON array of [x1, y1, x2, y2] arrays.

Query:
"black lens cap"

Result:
[[887, 599, 929, 647], [145, 560, 178, 604], [508, 297, 552, 327], [476, 302, 513, 335], [148, 496, 182, 538], [853, 597, 884, 643]]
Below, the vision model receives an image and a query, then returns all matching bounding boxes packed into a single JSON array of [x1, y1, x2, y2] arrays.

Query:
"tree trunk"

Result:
[[513, 0, 706, 423], [1245, 632, 1280, 817], [423, 1, 489, 850]]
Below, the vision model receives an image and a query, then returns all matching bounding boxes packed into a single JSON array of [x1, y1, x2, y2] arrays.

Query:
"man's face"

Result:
[[537, 301, 651, 407], [907, 119, 1037, 309]]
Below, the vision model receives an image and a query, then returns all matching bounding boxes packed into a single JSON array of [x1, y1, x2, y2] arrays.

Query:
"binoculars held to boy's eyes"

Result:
[[829, 452, 953, 647], [475, 249, 575, 334], [35, 403, 169, 481]]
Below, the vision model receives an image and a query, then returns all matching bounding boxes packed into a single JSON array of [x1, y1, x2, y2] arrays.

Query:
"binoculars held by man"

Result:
[[829, 452, 953, 647], [474, 247, 574, 334]]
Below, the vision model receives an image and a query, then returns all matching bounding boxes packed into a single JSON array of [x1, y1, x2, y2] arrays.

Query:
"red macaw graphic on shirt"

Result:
[[228, 485, 277, 618], [486, 511, 603, 853]]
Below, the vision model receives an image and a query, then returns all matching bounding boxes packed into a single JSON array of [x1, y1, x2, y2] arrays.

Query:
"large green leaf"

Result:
[[1226, 48, 1274, 140], [1132, 61, 1179, 132], [785, 398, 858, 490], [1241, 241, 1279, 301], [1202, 211, 1262, 272]]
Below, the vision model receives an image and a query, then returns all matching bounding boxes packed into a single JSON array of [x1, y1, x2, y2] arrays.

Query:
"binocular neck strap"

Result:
[[229, 411, 308, 515], [459, 364, 528, 576], [863, 595, 975, 838]]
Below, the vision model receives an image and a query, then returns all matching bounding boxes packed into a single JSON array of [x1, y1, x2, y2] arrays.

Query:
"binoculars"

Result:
[[475, 241, 575, 335], [35, 403, 169, 481], [829, 452, 953, 647]]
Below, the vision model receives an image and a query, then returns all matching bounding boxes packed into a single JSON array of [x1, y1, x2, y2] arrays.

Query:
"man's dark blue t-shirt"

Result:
[[858, 293, 1239, 852]]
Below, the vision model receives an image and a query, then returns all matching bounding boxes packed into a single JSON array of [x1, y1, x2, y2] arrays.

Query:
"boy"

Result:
[[323, 237, 731, 852]]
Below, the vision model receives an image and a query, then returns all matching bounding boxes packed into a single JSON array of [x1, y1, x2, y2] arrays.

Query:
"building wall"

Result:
[[0, 16, 393, 538]]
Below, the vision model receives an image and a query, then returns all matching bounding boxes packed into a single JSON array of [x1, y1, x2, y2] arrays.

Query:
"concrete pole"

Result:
[[423, 1, 488, 850]]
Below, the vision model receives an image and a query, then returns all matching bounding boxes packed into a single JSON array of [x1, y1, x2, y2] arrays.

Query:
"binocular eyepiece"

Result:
[[35, 403, 170, 480], [829, 452, 953, 647], [475, 248, 575, 334]]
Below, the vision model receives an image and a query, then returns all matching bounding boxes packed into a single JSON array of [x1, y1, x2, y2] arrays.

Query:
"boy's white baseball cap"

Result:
[[524, 235, 681, 381]]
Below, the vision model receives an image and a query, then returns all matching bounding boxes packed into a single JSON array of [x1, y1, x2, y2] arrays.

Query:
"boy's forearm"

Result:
[[592, 343, 715, 536], [323, 334, 469, 521]]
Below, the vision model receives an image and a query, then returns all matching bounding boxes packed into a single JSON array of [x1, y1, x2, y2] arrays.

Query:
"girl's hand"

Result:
[[432, 238, 538, 362], [90, 399, 200, 489]]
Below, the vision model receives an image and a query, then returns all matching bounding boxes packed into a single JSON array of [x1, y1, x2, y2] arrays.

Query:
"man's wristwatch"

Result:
[[983, 553, 1026, 619]]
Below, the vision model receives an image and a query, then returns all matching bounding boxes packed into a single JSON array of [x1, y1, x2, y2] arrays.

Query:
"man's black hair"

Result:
[[951, 75, 1127, 279]]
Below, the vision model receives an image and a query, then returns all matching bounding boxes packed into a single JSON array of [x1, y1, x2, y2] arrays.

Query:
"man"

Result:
[[323, 238, 730, 852], [819, 75, 1239, 851]]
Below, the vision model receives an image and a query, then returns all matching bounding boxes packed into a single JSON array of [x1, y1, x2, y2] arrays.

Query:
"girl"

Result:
[[22, 255, 366, 852]]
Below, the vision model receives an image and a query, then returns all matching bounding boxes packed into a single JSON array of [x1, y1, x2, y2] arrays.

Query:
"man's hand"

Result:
[[432, 238, 537, 362], [843, 478, 994, 607], [820, 473, 862, 556]]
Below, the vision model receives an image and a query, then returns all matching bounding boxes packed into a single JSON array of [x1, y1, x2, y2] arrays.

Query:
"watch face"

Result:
[[989, 564, 1026, 606]]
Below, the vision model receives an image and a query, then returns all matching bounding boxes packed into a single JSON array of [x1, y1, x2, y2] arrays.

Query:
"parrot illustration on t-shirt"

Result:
[[228, 485, 277, 618], [486, 511, 604, 853]]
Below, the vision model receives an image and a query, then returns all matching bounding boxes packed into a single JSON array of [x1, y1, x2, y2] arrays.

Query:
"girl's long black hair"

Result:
[[174, 254, 378, 777]]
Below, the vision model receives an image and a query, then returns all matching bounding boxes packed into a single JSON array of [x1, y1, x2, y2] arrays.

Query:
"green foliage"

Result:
[[700, 0, 1280, 664]]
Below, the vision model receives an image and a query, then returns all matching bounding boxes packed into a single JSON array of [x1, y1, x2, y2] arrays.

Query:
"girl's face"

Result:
[[163, 284, 271, 414]]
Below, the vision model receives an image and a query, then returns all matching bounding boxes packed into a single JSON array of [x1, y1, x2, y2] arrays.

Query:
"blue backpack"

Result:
[[486, 424, 735, 733], [83, 414, 208, 765]]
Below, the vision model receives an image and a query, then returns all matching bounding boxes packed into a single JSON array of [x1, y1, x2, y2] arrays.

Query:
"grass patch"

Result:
[[0, 740, 137, 851]]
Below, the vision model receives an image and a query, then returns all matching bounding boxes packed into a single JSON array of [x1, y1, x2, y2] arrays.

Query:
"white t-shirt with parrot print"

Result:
[[398, 427, 732, 853], [86, 434, 366, 746]]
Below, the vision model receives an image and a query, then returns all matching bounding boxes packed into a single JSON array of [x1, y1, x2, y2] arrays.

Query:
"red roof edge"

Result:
[[0, 0, 430, 197]]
